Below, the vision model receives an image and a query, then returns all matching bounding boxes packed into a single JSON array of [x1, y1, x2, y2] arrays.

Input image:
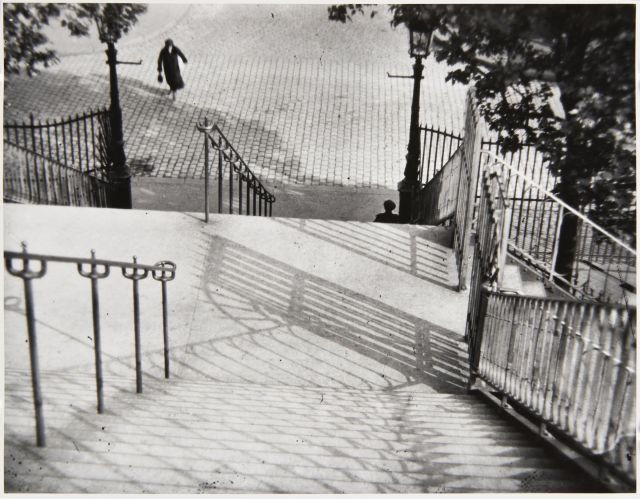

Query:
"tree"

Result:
[[4, 3, 147, 76], [329, 4, 635, 285]]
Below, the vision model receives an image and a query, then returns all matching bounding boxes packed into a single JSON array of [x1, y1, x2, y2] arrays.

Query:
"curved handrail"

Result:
[[204, 124, 276, 203]]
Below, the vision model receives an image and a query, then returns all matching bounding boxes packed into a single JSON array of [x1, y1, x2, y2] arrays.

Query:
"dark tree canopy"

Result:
[[330, 4, 636, 242], [4, 3, 147, 76]]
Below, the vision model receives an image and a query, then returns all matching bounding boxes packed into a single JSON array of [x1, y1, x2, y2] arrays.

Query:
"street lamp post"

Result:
[[397, 27, 432, 223], [104, 38, 132, 209]]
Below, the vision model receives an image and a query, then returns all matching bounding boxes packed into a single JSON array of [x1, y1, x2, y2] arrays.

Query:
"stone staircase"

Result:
[[4, 205, 603, 493], [5, 370, 598, 493]]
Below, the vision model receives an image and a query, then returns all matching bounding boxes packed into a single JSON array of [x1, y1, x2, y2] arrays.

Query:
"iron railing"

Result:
[[412, 145, 462, 225], [4, 243, 176, 447], [3, 109, 111, 178], [466, 163, 514, 352], [196, 118, 275, 222], [4, 143, 110, 207], [418, 89, 635, 303], [418, 125, 463, 185], [470, 291, 636, 486], [481, 150, 636, 305], [465, 153, 636, 487]]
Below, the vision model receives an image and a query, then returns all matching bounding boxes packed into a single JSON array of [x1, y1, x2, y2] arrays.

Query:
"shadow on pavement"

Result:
[[175, 234, 469, 393], [4, 69, 305, 185], [275, 218, 457, 289]]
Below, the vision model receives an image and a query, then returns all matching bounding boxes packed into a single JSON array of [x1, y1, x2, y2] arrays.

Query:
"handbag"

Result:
[[157, 73, 163, 83]]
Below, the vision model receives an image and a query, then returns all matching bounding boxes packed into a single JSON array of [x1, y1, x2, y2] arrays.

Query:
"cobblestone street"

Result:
[[4, 4, 467, 189]]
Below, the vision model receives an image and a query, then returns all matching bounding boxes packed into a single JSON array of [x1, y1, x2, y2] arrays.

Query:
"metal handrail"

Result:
[[479, 150, 635, 304], [480, 150, 636, 254], [471, 289, 636, 486], [196, 118, 275, 222], [417, 124, 463, 185], [4, 242, 176, 447]]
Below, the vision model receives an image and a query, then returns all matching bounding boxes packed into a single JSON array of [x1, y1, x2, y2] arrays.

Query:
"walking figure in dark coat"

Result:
[[374, 199, 401, 223], [157, 39, 188, 101]]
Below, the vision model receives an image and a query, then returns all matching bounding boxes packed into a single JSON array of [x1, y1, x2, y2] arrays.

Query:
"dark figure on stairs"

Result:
[[374, 199, 401, 223], [157, 38, 188, 101]]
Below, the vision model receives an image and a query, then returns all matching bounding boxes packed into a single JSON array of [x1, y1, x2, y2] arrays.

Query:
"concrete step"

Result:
[[5, 369, 600, 493], [502, 261, 555, 298]]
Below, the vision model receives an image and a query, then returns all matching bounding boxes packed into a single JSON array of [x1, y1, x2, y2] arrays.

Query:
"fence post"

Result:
[[549, 205, 564, 284], [195, 118, 214, 222], [468, 283, 491, 391], [77, 250, 110, 414], [5, 243, 48, 446], [122, 257, 149, 393], [218, 149, 224, 213]]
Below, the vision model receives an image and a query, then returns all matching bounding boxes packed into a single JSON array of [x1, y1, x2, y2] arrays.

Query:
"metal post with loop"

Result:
[[152, 261, 177, 379], [196, 117, 214, 222], [78, 250, 110, 414], [122, 256, 148, 393], [5, 242, 48, 446], [77, 250, 110, 414]]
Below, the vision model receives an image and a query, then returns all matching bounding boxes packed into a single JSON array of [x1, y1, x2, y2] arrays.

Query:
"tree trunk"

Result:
[[553, 201, 580, 287]]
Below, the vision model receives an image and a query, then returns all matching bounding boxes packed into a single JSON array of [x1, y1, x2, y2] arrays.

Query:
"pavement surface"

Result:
[[4, 4, 468, 189], [4, 204, 602, 493]]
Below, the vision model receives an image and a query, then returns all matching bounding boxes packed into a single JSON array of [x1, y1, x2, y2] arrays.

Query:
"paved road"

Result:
[[4, 4, 467, 189]]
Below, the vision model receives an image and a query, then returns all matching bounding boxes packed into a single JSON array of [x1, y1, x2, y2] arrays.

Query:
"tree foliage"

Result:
[[4, 3, 147, 76], [330, 4, 636, 242]]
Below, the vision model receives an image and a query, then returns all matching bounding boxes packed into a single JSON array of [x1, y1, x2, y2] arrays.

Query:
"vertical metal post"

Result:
[[550, 206, 564, 284], [91, 273, 104, 411], [29, 114, 42, 202], [77, 250, 110, 414], [122, 257, 148, 393], [229, 161, 234, 214], [6, 243, 48, 447], [152, 260, 175, 380], [218, 149, 223, 213], [24, 276, 45, 446], [196, 118, 214, 222], [253, 188, 257, 215], [161, 280, 169, 378], [133, 277, 141, 392], [238, 172, 243, 215], [204, 125, 210, 223], [246, 177, 251, 215]]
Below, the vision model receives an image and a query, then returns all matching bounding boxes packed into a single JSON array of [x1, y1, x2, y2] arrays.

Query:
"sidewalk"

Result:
[[132, 177, 399, 222], [4, 4, 467, 187]]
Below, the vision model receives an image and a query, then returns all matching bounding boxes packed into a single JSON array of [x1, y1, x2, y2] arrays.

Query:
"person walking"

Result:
[[157, 39, 188, 101]]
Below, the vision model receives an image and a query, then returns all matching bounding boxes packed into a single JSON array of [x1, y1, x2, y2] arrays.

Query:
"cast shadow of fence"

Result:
[[276, 218, 457, 288], [172, 235, 468, 393], [4, 367, 600, 494]]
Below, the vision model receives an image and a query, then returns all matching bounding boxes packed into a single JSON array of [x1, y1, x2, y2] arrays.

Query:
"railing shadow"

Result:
[[5, 368, 601, 493], [275, 218, 457, 290], [173, 235, 468, 393]]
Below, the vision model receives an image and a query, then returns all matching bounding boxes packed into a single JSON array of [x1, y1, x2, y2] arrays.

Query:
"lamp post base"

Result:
[[107, 168, 132, 209], [397, 178, 415, 224]]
